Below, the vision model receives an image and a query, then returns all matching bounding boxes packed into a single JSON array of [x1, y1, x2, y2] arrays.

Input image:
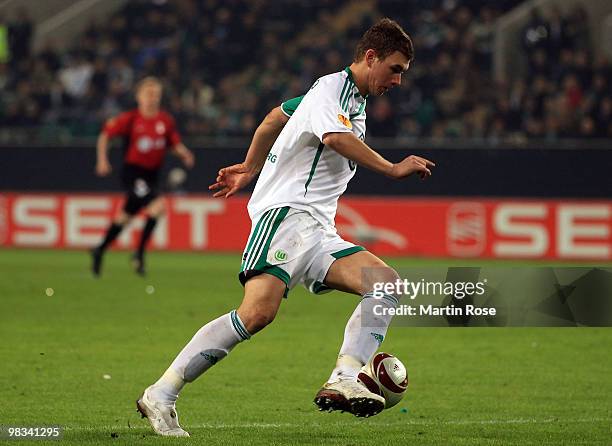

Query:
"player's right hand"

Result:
[[209, 163, 257, 198], [96, 161, 112, 177]]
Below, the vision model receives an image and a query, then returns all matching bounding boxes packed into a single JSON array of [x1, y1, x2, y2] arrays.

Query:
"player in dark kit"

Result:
[[91, 77, 194, 277]]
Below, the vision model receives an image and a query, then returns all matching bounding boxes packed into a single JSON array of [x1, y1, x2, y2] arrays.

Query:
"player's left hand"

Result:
[[389, 155, 435, 180]]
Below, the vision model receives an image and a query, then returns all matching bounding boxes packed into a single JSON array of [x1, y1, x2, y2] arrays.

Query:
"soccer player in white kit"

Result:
[[137, 18, 435, 436]]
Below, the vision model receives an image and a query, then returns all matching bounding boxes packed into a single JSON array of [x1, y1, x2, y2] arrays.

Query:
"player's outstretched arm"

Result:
[[322, 132, 435, 180], [95, 132, 112, 177], [209, 106, 289, 198]]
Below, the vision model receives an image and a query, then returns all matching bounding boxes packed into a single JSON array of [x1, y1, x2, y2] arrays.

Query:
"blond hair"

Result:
[[136, 76, 163, 92]]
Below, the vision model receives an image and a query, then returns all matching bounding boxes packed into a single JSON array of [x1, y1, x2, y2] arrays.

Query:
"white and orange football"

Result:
[[357, 352, 408, 408]]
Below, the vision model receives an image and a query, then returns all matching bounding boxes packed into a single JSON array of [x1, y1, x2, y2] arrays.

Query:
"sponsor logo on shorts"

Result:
[[274, 249, 288, 262]]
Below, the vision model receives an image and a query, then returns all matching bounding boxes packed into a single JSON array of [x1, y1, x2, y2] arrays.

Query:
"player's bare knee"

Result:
[[147, 201, 165, 218], [115, 212, 131, 225], [148, 208, 165, 219], [239, 306, 277, 334], [363, 265, 400, 296]]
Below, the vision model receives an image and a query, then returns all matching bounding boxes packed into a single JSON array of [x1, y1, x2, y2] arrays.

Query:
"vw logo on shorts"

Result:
[[274, 249, 288, 262]]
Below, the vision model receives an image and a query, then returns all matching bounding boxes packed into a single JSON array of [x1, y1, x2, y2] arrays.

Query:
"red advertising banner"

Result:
[[0, 193, 610, 260]]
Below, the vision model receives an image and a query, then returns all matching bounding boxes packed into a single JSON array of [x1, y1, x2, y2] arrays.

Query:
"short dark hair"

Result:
[[354, 18, 414, 62]]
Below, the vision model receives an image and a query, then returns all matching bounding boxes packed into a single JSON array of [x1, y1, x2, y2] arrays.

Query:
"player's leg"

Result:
[[139, 206, 297, 435], [323, 251, 399, 380], [324, 250, 398, 295], [91, 164, 148, 276], [313, 250, 399, 416], [95, 210, 132, 252], [149, 266, 285, 396], [138, 273, 285, 436], [90, 206, 134, 277], [132, 196, 165, 276]]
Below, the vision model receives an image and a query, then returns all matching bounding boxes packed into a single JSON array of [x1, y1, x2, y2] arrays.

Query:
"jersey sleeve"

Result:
[[280, 95, 304, 117], [308, 78, 354, 142], [165, 114, 181, 146], [102, 111, 133, 137]]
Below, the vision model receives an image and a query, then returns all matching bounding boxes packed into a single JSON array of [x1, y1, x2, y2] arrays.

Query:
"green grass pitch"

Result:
[[0, 249, 610, 445]]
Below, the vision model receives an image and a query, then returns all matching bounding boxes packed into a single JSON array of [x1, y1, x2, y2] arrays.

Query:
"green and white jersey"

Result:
[[248, 67, 367, 228]]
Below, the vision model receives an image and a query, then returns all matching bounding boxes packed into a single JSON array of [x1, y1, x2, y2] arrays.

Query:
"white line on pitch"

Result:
[[63, 417, 610, 431]]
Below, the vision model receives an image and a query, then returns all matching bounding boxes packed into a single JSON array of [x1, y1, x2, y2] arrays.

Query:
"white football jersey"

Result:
[[247, 67, 367, 228]]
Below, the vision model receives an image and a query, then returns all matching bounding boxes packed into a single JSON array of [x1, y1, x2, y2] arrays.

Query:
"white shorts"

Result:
[[239, 207, 365, 296]]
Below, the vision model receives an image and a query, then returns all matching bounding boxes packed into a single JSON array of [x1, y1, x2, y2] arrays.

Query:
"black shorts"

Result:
[[120, 164, 160, 215]]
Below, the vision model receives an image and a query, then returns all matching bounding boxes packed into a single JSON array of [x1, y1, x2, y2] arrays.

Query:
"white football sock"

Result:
[[328, 292, 398, 383], [150, 310, 250, 403]]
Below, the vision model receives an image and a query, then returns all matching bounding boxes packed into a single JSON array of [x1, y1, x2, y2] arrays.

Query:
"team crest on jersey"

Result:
[[155, 121, 166, 134], [137, 136, 152, 152], [337, 114, 352, 129]]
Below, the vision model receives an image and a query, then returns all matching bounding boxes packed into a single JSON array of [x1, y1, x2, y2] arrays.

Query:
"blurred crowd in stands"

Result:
[[0, 0, 610, 141]]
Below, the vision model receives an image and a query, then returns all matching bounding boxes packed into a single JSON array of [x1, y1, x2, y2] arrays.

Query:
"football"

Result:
[[358, 352, 408, 408]]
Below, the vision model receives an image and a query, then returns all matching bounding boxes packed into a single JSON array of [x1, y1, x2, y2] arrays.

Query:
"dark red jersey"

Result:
[[103, 109, 181, 170]]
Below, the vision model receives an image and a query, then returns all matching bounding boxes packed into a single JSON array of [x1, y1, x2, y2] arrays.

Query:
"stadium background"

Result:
[[1, 0, 611, 260], [0, 1, 611, 445]]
